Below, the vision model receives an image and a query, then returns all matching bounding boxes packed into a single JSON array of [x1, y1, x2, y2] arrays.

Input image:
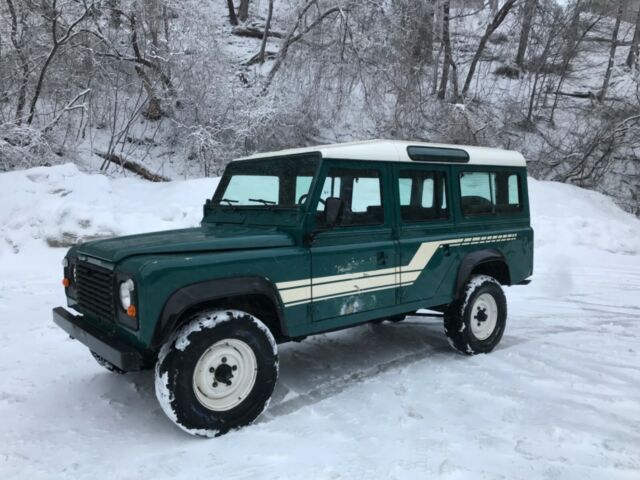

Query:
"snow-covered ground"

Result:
[[1, 165, 639, 479]]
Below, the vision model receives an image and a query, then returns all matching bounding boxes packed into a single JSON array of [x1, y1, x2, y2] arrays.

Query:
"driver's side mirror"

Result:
[[324, 197, 344, 227]]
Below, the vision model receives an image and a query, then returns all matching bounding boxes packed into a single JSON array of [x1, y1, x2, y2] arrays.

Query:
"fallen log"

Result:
[[554, 90, 597, 99], [232, 25, 284, 39], [95, 151, 170, 182]]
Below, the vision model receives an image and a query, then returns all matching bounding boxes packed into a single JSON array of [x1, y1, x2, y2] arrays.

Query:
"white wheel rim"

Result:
[[470, 293, 498, 341], [192, 338, 258, 412]]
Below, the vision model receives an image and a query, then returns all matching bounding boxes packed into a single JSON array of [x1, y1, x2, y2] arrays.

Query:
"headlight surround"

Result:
[[119, 279, 135, 310]]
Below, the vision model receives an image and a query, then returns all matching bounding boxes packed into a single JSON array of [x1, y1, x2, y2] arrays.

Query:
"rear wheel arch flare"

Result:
[[455, 249, 510, 299]]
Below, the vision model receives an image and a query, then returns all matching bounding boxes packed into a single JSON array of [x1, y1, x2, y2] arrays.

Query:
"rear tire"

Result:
[[444, 275, 507, 355], [154, 309, 278, 437]]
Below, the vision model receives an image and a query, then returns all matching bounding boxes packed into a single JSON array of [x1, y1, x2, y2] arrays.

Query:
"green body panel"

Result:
[[63, 157, 534, 357], [77, 225, 294, 263]]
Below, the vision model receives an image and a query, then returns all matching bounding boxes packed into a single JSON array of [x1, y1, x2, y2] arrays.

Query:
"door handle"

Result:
[[376, 251, 386, 266], [443, 244, 451, 257]]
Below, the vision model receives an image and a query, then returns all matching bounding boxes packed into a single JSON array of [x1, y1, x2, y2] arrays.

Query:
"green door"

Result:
[[394, 164, 459, 306], [309, 161, 398, 322]]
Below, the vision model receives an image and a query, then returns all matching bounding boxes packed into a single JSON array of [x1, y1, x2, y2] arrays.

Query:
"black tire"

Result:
[[91, 350, 126, 374], [444, 274, 507, 355], [154, 309, 278, 437]]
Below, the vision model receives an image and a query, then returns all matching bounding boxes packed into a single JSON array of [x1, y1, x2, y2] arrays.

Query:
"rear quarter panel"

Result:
[[446, 165, 533, 290]]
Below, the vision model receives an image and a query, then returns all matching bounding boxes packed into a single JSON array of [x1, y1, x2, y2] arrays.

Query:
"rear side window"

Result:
[[459, 171, 521, 216], [398, 170, 448, 222]]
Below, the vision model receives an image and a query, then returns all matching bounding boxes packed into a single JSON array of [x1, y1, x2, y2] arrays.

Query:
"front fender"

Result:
[[151, 276, 286, 349]]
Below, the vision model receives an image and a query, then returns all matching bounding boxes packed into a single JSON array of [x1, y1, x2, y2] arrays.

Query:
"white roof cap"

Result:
[[235, 139, 526, 167]]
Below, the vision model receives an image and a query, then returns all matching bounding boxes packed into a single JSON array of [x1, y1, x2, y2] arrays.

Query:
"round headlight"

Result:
[[119, 279, 135, 310]]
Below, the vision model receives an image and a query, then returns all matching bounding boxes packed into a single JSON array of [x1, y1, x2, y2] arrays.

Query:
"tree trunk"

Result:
[[437, 0, 451, 100], [238, 0, 250, 22], [626, 6, 640, 68], [462, 0, 517, 99], [489, 0, 498, 16], [515, 0, 537, 68], [600, 0, 625, 102], [5, 0, 29, 124], [258, 0, 274, 63], [226, 0, 238, 25], [411, 1, 435, 65], [563, 0, 583, 65]]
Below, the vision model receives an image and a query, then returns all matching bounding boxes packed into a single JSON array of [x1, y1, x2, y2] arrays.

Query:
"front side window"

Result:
[[316, 168, 384, 227], [460, 171, 521, 215], [398, 170, 449, 222], [213, 156, 319, 207]]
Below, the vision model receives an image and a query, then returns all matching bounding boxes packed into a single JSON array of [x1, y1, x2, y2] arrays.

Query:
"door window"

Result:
[[316, 168, 384, 226]]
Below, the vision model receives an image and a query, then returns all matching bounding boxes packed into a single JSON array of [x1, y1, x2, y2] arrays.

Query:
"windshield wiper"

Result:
[[249, 198, 276, 205], [220, 198, 239, 205]]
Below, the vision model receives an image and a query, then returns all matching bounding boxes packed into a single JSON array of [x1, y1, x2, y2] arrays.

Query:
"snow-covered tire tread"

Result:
[[444, 274, 507, 355]]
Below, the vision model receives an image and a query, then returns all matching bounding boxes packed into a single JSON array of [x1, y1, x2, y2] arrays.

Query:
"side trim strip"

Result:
[[277, 234, 517, 307]]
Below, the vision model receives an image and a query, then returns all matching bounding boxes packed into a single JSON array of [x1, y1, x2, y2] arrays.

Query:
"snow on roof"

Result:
[[235, 139, 527, 167]]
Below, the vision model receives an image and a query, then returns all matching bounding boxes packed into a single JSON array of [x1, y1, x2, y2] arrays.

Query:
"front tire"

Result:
[[444, 275, 507, 355], [155, 309, 278, 437]]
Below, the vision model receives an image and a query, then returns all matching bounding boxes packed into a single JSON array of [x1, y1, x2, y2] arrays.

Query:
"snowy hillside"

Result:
[[0, 165, 639, 479]]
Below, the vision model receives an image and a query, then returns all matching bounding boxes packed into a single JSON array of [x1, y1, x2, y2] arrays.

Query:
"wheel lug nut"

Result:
[[209, 367, 215, 373], [212, 382, 218, 387], [221, 357, 227, 363], [232, 365, 237, 371]]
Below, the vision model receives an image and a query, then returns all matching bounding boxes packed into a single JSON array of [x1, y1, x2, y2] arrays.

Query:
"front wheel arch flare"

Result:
[[153, 276, 287, 350]]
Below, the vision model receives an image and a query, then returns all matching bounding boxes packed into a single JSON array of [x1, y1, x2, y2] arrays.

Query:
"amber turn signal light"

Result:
[[126, 305, 137, 317], [62, 278, 70, 287]]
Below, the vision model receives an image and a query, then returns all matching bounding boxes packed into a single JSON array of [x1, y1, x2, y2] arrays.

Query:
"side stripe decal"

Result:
[[277, 234, 517, 307]]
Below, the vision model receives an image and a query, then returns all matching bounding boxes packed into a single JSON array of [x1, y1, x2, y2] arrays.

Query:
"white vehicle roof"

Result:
[[235, 139, 526, 167]]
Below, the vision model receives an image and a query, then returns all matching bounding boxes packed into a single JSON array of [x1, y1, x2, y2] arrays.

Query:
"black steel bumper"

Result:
[[52, 307, 146, 372]]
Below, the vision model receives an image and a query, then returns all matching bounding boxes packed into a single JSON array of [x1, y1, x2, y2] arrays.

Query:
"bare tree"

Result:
[[412, 1, 435, 65], [462, 0, 517, 99], [5, 0, 28, 124], [27, 1, 94, 125], [437, 0, 451, 100], [263, 0, 342, 91], [627, 4, 640, 68], [515, 0, 537, 68], [258, 0, 275, 64], [238, 0, 250, 22], [599, 0, 625, 101], [226, 0, 239, 25]]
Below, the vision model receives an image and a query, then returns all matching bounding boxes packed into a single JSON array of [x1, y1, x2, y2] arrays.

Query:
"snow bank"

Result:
[[0, 164, 219, 256], [529, 178, 640, 255]]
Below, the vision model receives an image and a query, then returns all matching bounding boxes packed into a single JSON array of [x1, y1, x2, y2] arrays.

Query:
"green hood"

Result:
[[77, 225, 294, 263]]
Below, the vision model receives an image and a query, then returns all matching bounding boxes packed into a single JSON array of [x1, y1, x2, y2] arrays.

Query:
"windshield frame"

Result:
[[211, 153, 322, 211]]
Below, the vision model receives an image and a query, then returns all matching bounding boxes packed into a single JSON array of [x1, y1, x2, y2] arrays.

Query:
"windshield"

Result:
[[212, 156, 320, 208]]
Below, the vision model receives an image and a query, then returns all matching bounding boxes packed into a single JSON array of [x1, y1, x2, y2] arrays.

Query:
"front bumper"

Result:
[[52, 307, 146, 372]]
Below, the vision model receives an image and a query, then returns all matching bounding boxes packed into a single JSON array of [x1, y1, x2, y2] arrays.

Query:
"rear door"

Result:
[[309, 161, 398, 322], [394, 164, 459, 305]]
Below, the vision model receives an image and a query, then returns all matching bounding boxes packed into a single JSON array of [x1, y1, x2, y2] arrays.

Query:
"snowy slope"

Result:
[[0, 166, 639, 479]]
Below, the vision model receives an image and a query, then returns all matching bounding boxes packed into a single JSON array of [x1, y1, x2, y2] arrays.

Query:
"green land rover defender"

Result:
[[53, 140, 533, 436]]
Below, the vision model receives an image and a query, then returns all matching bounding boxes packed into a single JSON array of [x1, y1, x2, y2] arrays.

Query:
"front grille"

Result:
[[76, 262, 115, 321]]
